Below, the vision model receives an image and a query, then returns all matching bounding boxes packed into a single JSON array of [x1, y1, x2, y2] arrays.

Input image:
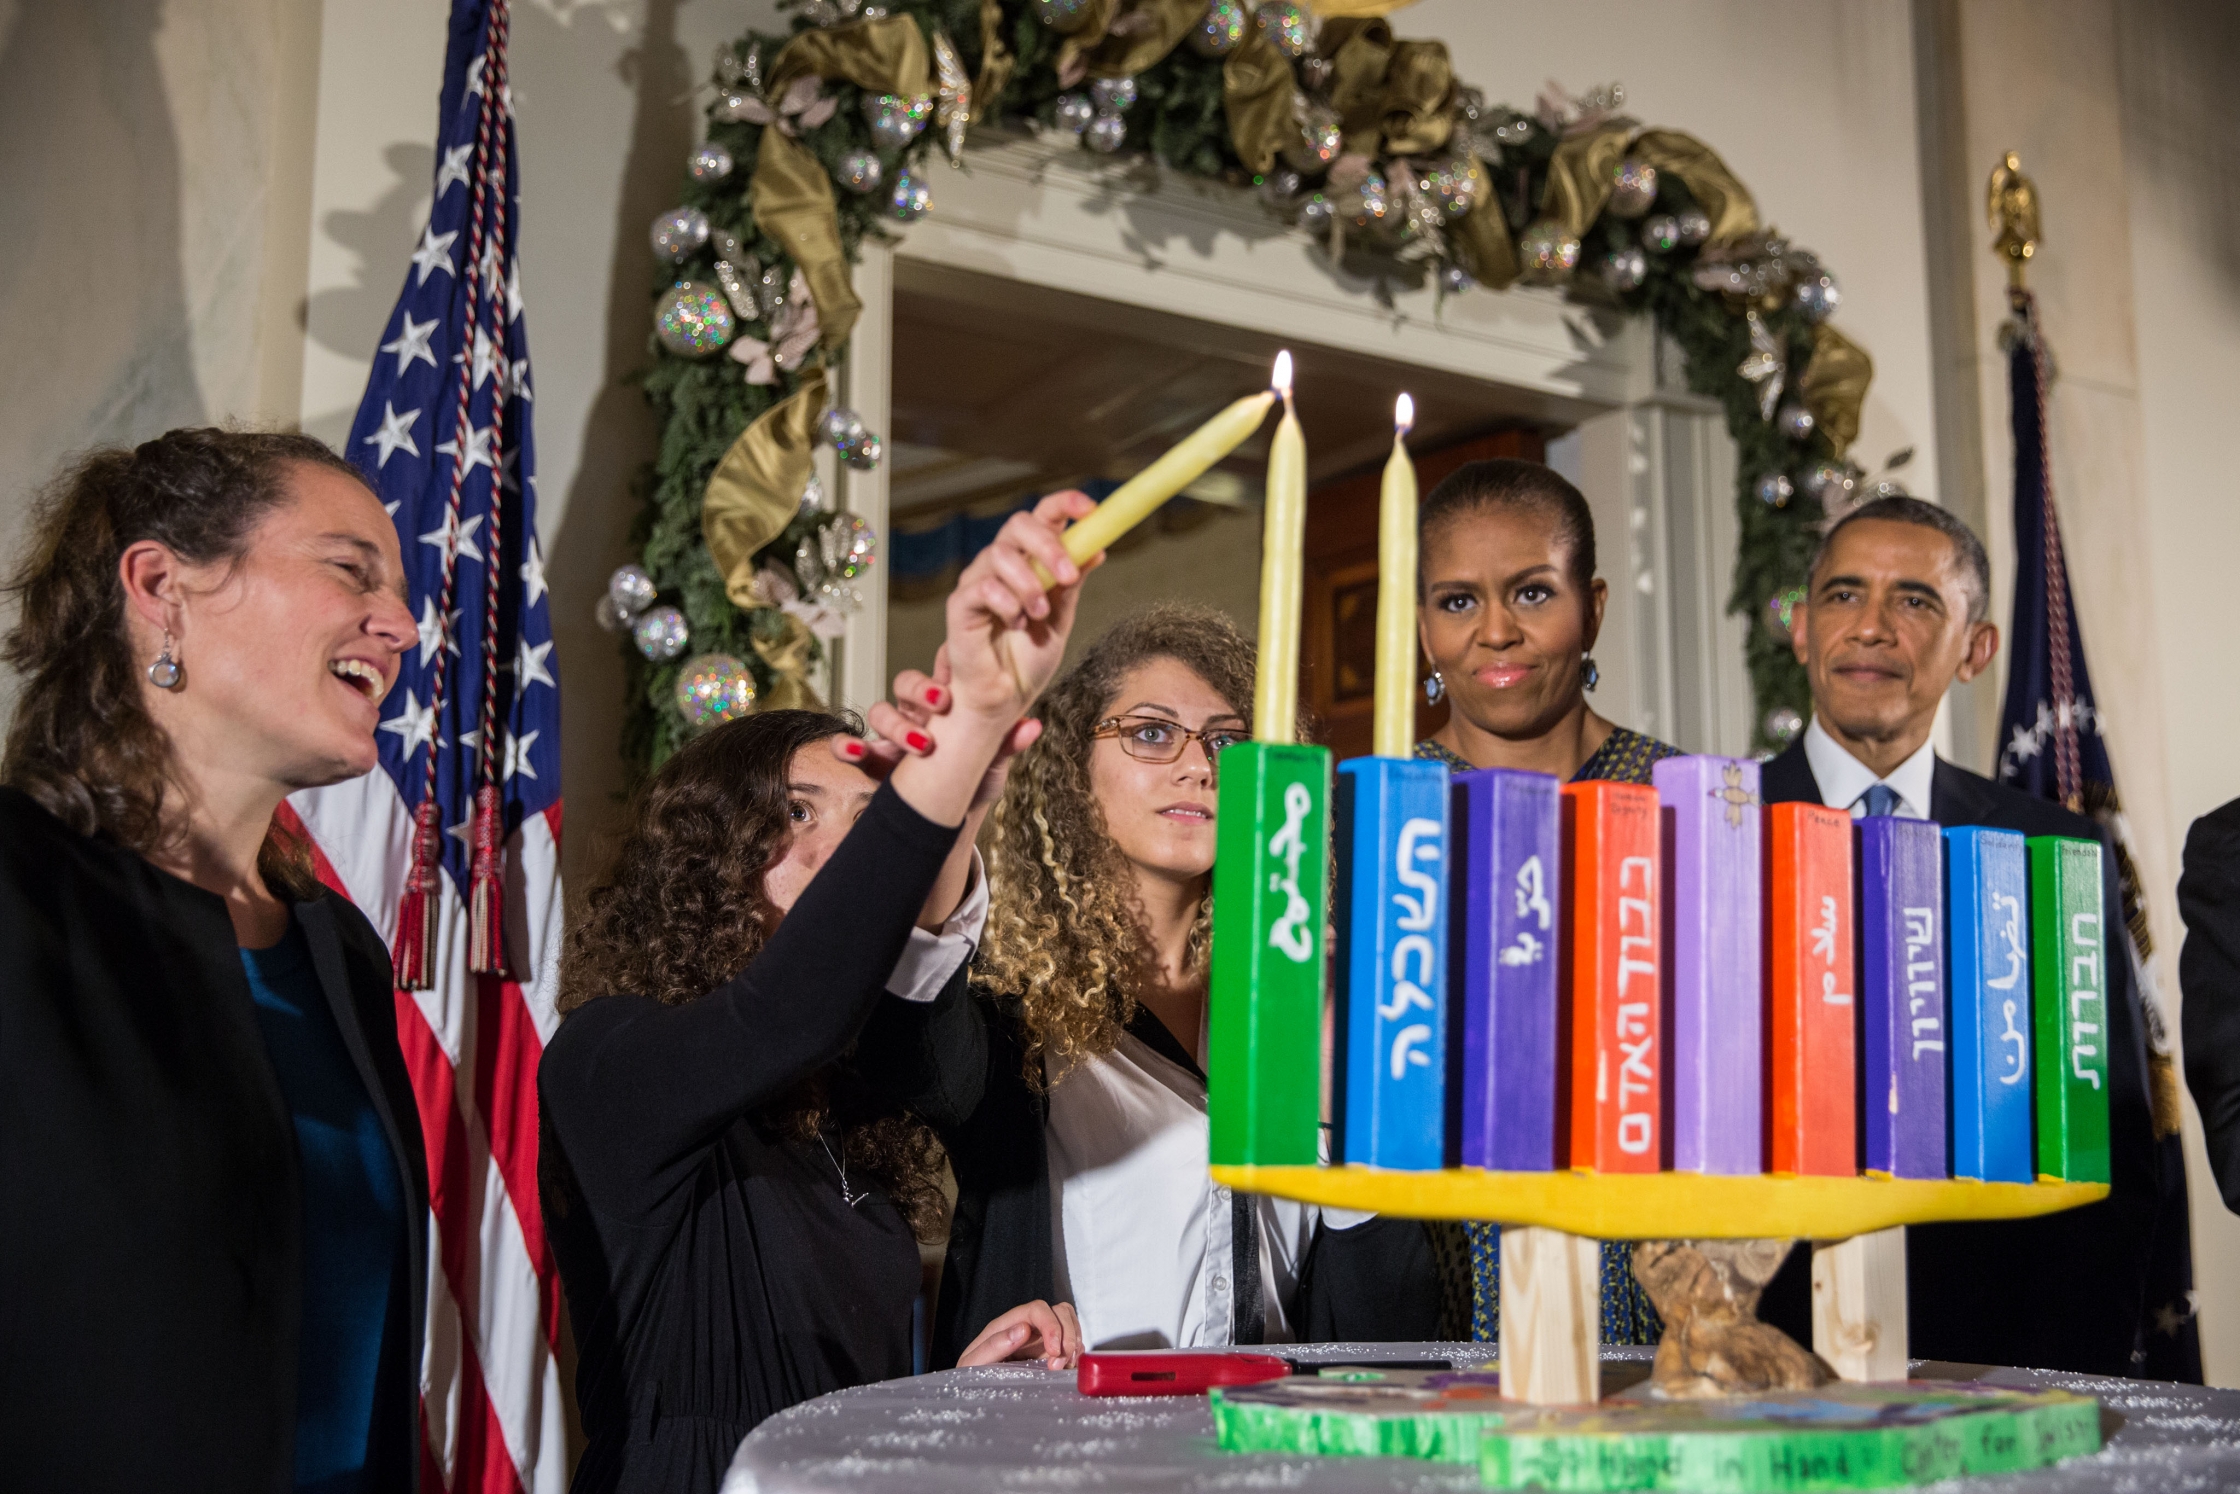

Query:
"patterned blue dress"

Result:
[[1415, 726, 1683, 1346]]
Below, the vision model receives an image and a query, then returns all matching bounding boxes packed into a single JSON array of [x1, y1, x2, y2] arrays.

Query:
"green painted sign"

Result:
[[1208, 742, 1330, 1167], [2029, 836, 2111, 1184]]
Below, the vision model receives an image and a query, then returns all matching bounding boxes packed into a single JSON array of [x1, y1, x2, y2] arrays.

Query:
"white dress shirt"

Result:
[[1803, 716, 1938, 821], [883, 850, 988, 1003]]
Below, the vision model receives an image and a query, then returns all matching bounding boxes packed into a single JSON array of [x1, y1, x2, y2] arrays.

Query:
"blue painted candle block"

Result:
[[1449, 766, 1561, 1171], [1334, 756, 1451, 1171], [1858, 816, 1949, 1179], [1945, 826, 2035, 1182], [1654, 755, 1765, 1175]]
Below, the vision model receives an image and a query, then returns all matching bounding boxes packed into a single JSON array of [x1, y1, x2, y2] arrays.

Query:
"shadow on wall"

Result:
[[544, 0, 691, 885], [0, 0, 206, 713], [301, 142, 434, 445]]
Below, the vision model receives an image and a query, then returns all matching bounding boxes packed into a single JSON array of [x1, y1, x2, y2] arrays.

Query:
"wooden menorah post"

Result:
[[1499, 1224, 1601, 1404], [1813, 1229, 1910, 1381]]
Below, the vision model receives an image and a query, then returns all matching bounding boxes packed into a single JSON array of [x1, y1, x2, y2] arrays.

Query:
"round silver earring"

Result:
[[147, 630, 183, 690], [1423, 670, 1445, 704], [1581, 653, 1599, 693]]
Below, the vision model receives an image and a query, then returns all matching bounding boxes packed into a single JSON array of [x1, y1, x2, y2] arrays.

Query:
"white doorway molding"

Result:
[[837, 130, 1750, 757]]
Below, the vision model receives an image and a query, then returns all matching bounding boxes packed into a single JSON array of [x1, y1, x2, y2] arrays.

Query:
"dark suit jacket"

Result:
[[2178, 797, 2240, 1212], [0, 786, 429, 1491], [1755, 742, 2180, 1377]]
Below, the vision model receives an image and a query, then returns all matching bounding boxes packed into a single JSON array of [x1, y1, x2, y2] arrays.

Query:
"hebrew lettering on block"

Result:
[[1450, 766, 1562, 1171], [2029, 835, 2111, 1184], [1946, 826, 2034, 1183], [1655, 756, 1765, 1175], [1859, 816, 1948, 1180], [1334, 756, 1450, 1170], [1208, 742, 1331, 1168], [1560, 780, 1661, 1173], [1768, 802, 1857, 1176]]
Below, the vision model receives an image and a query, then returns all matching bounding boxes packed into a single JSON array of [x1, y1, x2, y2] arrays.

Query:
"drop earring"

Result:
[[147, 630, 183, 690], [1581, 653, 1599, 693], [1423, 669, 1445, 704]]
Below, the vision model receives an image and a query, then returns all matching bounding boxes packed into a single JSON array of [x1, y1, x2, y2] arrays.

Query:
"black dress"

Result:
[[539, 782, 961, 1494], [0, 786, 429, 1492]]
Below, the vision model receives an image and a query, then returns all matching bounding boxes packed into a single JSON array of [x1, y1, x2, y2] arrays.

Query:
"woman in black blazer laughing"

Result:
[[0, 429, 430, 1492]]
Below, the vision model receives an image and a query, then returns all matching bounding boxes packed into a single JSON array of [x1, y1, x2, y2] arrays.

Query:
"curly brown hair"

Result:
[[978, 602, 1275, 1086], [558, 709, 949, 1241], [2, 428, 366, 899]]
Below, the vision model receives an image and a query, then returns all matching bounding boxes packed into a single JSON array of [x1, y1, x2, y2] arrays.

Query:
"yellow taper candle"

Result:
[[1253, 351, 1305, 744], [1032, 374, 1279, 584], [1371, 393, 1418, 758]]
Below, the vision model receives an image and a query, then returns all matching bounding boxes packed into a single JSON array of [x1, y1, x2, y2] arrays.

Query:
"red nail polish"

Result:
[[843, 740, 865, 759], [925, 685, 944, 707], [905, 730, 932, 752]]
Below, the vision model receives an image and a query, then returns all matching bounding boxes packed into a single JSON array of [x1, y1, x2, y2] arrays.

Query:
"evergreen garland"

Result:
[[622, 0, 1869, 777]]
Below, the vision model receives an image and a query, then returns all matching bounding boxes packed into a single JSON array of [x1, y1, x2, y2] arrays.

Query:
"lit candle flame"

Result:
[[1272, 349, 1293, 397], [1394, 392, 1414, 434]]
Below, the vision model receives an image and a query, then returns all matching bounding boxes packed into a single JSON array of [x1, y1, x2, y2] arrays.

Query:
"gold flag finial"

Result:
[[1987, 149, 2040, 290]]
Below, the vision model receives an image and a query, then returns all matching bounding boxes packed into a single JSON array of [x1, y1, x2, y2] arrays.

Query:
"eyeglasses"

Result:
[[1092, 714, 1248, 768]]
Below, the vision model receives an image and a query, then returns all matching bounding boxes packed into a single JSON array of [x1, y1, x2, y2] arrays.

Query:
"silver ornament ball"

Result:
[[1776, 402, 1817, 441], [888, 171, 932, 222], [1642, 214, 1681, 253], [1253, 0, 1310, 58], [607, 562, 658, 616], [1755, 472, 1796, 509], [1793, 272, 1842, 323], [1518, 220, 1581, 281], [1676, 208, 1712, 245], [1298, 192, 1335, 232], [649, 206, 711, 264], [1090, 76, 1138, 112], [1601, 243, 1648, 293], [1284, 106, 1342, 172], [1606, 158, 1659, 219], [1083, 111, 1128, 154], [654, 281, 735, 356], [673, 653, 757, 728], [835, 150, 884, 194], [1762, 705, 1804, 746], [1053, 91, 1095, 135], [845, 433, 883, 471], [863, 92, 932, 152], [1188, 0, 1248, 57], [594, 594, 631, 634], [820, 407, 867, 447], [632, 604, 691, 662], [1348, 169, 1389, 227], [686, 142, 735, 184]]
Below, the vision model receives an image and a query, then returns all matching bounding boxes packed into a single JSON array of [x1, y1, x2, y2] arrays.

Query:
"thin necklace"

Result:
[[817, 1131, 870, 1208]]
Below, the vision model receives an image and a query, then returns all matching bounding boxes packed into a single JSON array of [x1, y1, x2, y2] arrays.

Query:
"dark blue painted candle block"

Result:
[[1449, 766, 1561, 1171], [1945, 826, 2035, 1183], [1858, 815, 1949, 1179], [1334, 756, 1450, 1171]]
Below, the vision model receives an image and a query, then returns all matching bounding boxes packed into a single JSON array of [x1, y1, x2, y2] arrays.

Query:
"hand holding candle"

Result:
[[1029, 359, 1281, 586]]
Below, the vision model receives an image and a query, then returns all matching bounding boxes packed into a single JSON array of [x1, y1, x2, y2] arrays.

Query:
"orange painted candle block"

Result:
[[1767, 802, 1858, 1176], [1560, 781, 1662, 1172]]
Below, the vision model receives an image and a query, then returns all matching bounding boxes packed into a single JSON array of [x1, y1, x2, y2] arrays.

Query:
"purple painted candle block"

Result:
[[1450, 767, 1562, 1170], [1859, 815, 1949, 1179], [1654, 755, 1765, 1174]]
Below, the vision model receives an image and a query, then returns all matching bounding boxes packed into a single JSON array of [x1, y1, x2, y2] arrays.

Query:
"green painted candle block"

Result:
[[1210, 1373, 2102, 1492], [1209, 742, 1331, 1167], [2028, 836, 2111, 1184]]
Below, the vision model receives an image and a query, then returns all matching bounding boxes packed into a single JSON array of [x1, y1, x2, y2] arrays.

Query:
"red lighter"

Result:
[[1076, 1350, 1292, 1397]]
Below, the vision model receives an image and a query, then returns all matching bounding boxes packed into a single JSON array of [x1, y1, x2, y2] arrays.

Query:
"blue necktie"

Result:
[[1862, 783, 1900, 819]]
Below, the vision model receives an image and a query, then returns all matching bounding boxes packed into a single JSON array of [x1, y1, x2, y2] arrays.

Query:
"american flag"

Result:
[[281, 0, 569, 1487]]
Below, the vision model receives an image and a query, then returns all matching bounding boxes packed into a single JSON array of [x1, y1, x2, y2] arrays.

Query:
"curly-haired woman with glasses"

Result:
[[856, 602, 1442, 1367]]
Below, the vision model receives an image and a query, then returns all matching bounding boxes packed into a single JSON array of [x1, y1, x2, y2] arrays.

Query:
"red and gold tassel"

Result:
[[393, 797, 443, 989], [467, 782, 508, 976]]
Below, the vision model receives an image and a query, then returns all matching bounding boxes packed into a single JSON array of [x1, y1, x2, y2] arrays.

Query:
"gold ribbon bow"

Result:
[[1798, 323, 1871, 457], [750, 16, 933, 352], [1317, 19, 1452, 160], [751, 612, 825, 712], [1222, 27, 1297, 176], [1623, 129, 1760, 245], [703, 366, 828, 611]]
